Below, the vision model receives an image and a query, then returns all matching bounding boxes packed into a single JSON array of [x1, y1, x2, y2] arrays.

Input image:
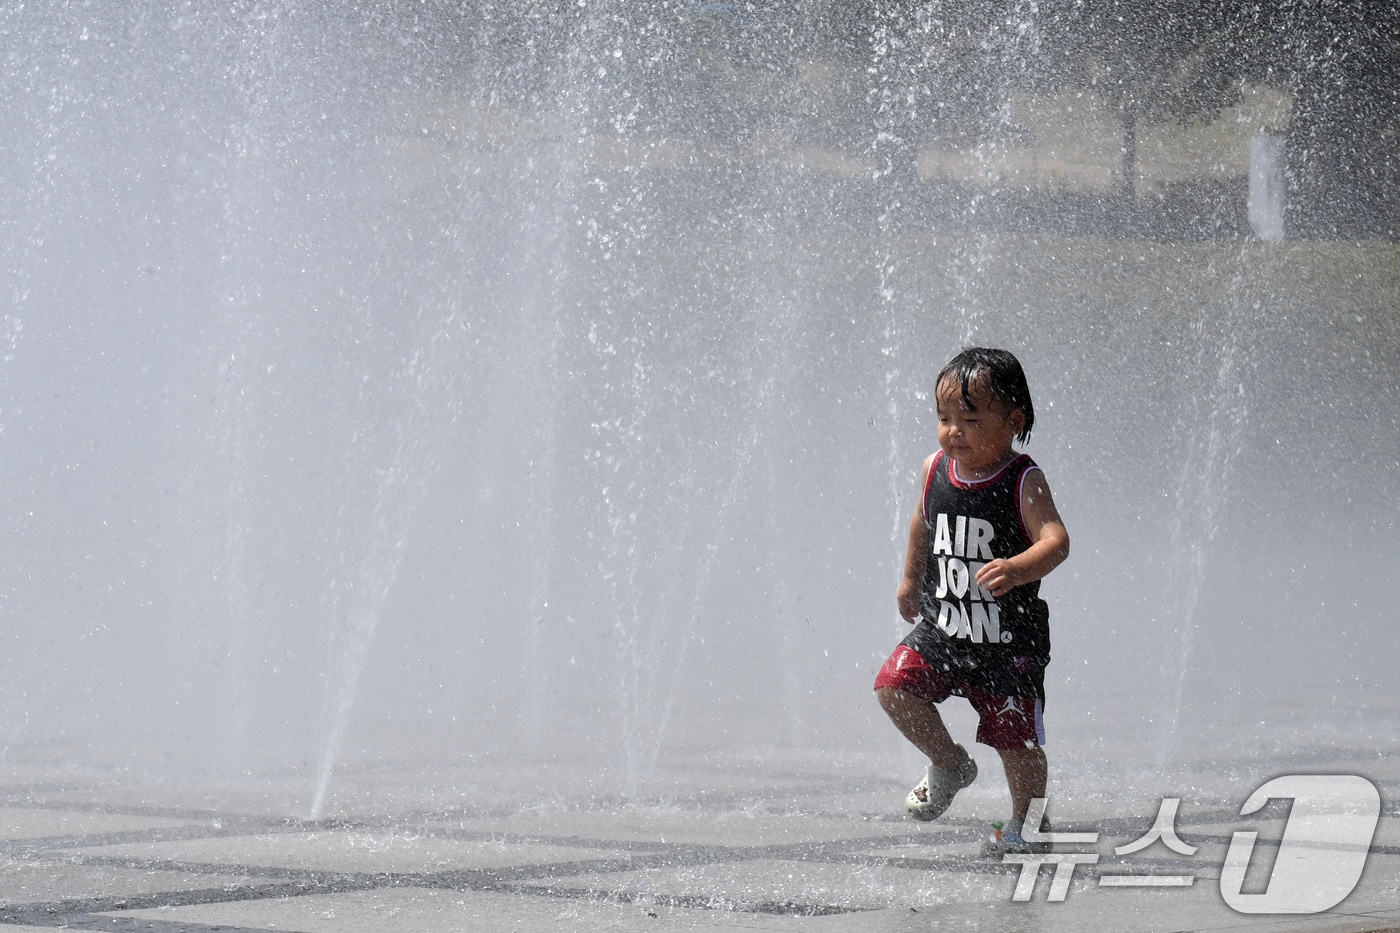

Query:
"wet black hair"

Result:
[[935, 347, 1035, 445]]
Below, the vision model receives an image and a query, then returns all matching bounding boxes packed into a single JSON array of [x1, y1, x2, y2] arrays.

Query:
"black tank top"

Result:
[[900, 450, 1051, 698]]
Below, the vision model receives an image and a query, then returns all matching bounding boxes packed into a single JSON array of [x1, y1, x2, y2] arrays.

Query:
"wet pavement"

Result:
[[1, 745, 1396, 933]]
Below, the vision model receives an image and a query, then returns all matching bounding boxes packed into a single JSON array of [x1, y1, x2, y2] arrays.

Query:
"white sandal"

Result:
[[905, 743, 977, 821]]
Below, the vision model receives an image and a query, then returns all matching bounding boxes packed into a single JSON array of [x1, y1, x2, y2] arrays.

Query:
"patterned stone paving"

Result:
[[1, 776, 1397, 933]]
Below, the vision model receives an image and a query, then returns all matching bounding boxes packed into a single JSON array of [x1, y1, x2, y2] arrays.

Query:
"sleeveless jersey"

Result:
[[900, 450, 1051, 699]]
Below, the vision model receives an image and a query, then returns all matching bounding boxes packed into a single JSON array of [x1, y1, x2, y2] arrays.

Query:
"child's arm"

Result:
[[896, 455, 935, 622], [975, 469, 1070, 599]]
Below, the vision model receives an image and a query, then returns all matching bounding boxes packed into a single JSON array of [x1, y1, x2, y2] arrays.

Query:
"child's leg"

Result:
[[997, 745, 1047, 823], [876, 688, 961, 770], [963, 686, 1048, 825]]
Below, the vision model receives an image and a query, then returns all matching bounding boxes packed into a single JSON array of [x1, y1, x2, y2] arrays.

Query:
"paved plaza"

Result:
[[1, 740, 1396, 933]]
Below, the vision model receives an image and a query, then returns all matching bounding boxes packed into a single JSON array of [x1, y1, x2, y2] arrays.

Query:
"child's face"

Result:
[[936, 373, 1025, 477]]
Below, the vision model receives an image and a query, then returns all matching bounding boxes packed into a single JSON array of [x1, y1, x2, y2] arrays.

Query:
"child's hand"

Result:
[[975, 559, 1023, 598], [896, 577, 921, 622]]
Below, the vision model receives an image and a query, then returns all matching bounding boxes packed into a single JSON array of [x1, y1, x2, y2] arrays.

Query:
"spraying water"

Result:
[[0, 3, 1395, 818]]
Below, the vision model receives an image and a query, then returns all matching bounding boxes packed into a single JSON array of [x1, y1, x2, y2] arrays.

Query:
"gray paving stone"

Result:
[[2, 751, 1395, 933]]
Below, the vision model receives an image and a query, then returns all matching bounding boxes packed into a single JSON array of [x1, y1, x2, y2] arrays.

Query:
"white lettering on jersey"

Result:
[[932, 513, 953, 556], [928, 513, 1009, 643], [930, 513, 995, 559]]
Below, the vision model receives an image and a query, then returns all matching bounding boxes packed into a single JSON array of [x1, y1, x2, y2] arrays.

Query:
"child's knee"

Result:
[[875, 686, 926, 719]]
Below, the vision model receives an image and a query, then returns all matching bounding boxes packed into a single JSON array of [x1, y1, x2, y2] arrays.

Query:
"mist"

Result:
[[1, 2, 1396, 819]]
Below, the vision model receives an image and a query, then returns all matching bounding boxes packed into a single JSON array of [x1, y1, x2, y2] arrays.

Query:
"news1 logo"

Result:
[[1220, 774, 1380, 914], [1004, 774, 1382, 913]]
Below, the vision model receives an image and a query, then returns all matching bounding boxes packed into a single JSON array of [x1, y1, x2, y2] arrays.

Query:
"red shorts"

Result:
[[874, 644, 1045, 750]]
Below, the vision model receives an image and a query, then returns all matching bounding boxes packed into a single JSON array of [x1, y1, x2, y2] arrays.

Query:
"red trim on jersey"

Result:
[[947, 452, 1031, 490], [920, 451, 943, 521], [924, 451, 1039, 548], [1014, 463, 1043, 547]]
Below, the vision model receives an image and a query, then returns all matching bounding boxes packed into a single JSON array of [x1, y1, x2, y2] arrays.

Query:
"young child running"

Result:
[[874, 347, 1070, 857]]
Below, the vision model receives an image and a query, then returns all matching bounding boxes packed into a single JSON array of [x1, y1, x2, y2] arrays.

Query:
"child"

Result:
[[874, 347, 1070, 856]]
